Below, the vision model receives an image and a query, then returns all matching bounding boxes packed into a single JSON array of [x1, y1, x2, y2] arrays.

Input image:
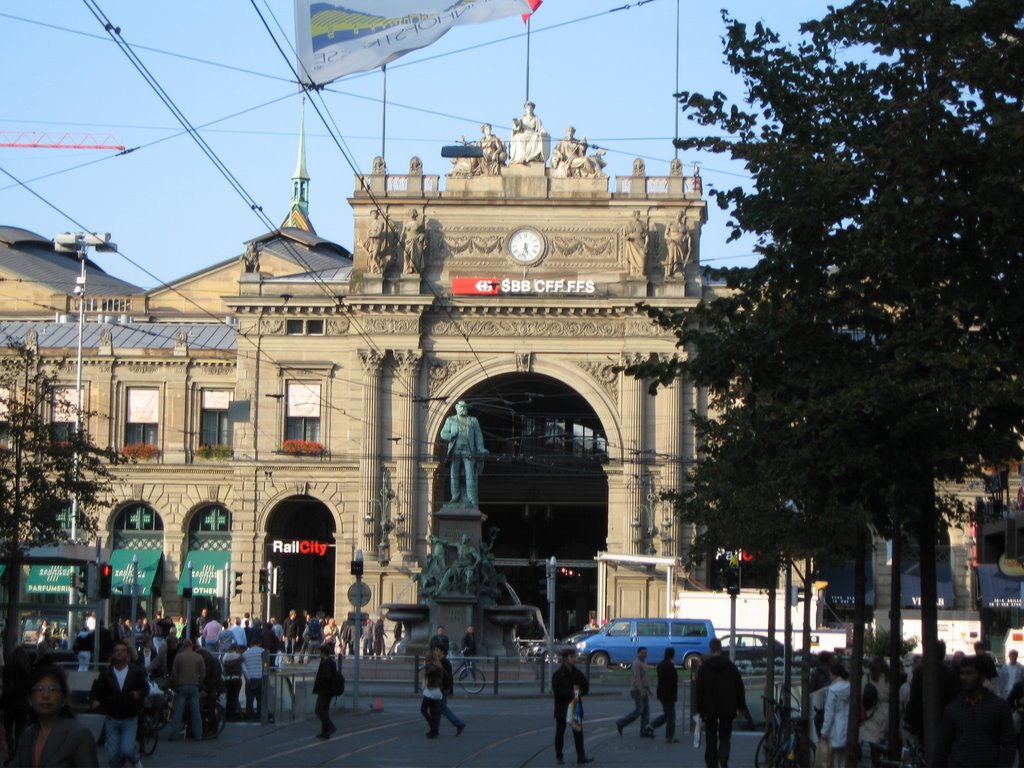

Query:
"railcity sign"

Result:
[[270, 539, 329, 556]]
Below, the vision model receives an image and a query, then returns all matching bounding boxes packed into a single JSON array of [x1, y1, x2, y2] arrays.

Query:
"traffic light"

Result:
[[98, 563, 113, 599], [71, 564, 87, 596], [258, 568, 269, 593], [233, 571, 244, 597], [271, 567, 282, 596], [726, 566, 740, 596]]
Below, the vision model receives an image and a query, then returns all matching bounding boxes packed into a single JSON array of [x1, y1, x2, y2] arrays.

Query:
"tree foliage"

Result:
[[628, 0, 1023, 761], [0, 347, 118, 652]]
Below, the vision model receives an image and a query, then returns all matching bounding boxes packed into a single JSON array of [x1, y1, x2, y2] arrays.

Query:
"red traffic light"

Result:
[[99, 563, 113, 598]]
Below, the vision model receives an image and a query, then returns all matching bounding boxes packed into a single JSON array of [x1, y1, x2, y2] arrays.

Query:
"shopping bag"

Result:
[[566, 693, 584, 732], [814, 740, 833, 768], [692, 715, 702, 748]]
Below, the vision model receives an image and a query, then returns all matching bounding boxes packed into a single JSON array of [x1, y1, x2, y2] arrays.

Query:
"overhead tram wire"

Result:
[[250, 1, 507, 408], [77, 1, 404, 395]]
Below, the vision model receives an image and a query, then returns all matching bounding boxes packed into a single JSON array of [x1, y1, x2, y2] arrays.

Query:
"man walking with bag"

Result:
[[696, 638, 746, 768], [552, 649, 593, 765]]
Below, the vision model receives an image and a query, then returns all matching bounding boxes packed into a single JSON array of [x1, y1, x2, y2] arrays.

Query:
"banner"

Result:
[[294, 0, 535, 86]]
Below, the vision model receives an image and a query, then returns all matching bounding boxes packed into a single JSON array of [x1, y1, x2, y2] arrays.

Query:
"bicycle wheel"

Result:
[[138, 712, 160, 756], [457, 663, 485, 694], [754, 731, 773, 768], [205, 702, 226, 739]]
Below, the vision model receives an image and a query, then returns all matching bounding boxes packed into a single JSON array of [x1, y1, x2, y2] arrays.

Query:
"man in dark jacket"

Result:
[[649, 647, 679, 742], [696, 638, 746, 768], [551, 649, 593, 765], [312, 644, 341, 739], [283, 609, 303, 663], [90, 639, 148, 768], [936, 654, 1015, 768]]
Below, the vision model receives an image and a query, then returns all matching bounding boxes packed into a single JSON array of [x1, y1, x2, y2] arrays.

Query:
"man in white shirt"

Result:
[[1000, 648, 1024, 698]]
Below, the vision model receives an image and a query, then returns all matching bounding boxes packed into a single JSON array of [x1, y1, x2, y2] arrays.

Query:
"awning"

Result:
[[819, 560, 875, 608], [901, 560, 955, 608], [25, 564, 73, 594], [977, 563, 1024, 609], [177, 551, 230, 597], [110, 549, 162, 596]]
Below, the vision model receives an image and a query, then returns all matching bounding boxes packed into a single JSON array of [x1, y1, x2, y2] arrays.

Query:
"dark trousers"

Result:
[[314, 693, 335, 735], [650, 700, 676, 739], [225, 677, 242, 720], [554, 715, 586, 761], [244, 677, 263, 718], [704, 715, 734, 768], [420, 696, 441, 736]]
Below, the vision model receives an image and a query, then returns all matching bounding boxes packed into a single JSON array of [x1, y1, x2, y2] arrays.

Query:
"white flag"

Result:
[[294, 0, 534, 87]]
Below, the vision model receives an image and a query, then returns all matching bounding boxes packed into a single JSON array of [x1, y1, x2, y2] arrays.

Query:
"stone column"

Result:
[[622, 353, 647, 556], [358, 350, 385, 555], [393, 351, 421, 558], [657, 355, 683, 558]]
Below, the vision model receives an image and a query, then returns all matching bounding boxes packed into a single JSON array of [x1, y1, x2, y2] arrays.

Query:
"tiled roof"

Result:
[[0, 321, 237, 351]]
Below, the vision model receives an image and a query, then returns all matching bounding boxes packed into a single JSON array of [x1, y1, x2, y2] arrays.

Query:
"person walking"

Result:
[[283, 610, 303, 663], [616, 646, 653, 738], [860, 656, 890, 767], [999, 648, 1024, 698], [420, 648, 444, 738], [167, 638, 205, 741], [695, 637, 747, 768], [388, 621, 403, 656], [90, 639, 148, 768], [649, 647, 679, 742], [438, 646, 466, 736], [429, 625, 450, 655], [819, 661, 851, 768], [241, 637, 267, 721], [937, 654, 1015, 768], [372, 615, 386, 658], [312, 645, 342, 739], [552, 649, 593, 765]]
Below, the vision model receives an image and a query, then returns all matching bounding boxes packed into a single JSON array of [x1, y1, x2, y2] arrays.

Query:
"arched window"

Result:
[[112, 503, 164, 550], [188, 505, 232, 551]]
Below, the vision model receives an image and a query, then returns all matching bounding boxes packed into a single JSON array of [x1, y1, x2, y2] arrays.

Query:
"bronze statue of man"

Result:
[[439, 400, 488, 506]]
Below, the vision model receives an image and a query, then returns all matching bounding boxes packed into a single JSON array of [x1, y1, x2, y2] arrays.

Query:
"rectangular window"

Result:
[[286, 319, 304, 335], [125, 388, 159, 445], [51, 386, 78, 442], [285, 382, 321, 442], [199, 390, 231, 446]]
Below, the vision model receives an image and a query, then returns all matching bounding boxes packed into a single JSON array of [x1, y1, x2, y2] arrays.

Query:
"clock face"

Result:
[[508, 228, 545, 265]]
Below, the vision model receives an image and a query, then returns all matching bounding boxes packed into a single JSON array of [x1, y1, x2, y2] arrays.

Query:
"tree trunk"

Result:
[[766, 570, 777, 708], [801, 557, 814, 768], [917, 483, 941, 766], [845, 527, 867, 767]]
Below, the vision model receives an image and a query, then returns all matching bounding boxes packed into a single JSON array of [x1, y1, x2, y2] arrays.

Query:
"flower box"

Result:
[[121, 443, 161, 461], [196, 444, 233, 460], [281, 439, 325, 457]]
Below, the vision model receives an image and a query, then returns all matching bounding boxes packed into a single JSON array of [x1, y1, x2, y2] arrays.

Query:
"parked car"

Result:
[[719, 632, 787, 664], [576, 618, 716, 669], [525, 628, 600, 661]]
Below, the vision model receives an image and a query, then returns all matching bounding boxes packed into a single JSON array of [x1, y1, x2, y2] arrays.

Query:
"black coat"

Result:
[[91, 664, 148, 719], [656, 658, 678, 703], [551, 662, 589, 718], [12, 718, 98, 768], [695, 653, 746, 719]]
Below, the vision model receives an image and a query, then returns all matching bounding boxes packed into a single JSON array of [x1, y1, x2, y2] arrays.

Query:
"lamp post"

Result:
[[369, 470, 400, 566], [546, 556, 557, 664], [184, 560, 194, 641], [351, 549, 364, 709], [53, 232, 116, 543], [632, 476, 659, 555]]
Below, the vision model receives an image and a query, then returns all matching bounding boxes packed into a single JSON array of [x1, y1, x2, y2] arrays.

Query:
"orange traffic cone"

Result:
[[374, 697, 383, 711]]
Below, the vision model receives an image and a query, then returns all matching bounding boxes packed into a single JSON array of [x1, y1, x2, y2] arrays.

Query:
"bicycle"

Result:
[[157, 688, 227, 740], [755, 696, 815, 767], [454, 656, 485, 695]]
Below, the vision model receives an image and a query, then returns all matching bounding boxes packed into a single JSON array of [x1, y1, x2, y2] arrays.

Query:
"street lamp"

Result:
[[53, 232, 116, 543], [351, 549, 364, 709], [368, 470, 402, 566]]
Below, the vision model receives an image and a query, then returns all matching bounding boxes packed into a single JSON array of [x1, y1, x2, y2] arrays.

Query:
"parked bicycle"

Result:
[[755, 695, 815, 768]]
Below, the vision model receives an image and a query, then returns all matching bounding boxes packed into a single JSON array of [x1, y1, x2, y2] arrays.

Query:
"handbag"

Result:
[[814, 740, 833, 768], [566, 692, 584, 732]]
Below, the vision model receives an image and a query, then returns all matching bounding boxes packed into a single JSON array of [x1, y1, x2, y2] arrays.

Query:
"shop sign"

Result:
[[270, 539, 329, 556]]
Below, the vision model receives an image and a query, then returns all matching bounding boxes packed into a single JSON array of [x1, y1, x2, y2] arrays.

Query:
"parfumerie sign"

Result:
[[271, 539, 330, 556]]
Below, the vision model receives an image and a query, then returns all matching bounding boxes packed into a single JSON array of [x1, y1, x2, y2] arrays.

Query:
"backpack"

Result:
[[307, 619, 322, 642], [331, 667, 345, 696]]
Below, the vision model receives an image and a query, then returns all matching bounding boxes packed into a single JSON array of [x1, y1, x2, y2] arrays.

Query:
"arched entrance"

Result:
[[179, 505, 233, 620], [110, 503, 165, 622], [265, 496, 336, 620], [435, 374, 609, 637]]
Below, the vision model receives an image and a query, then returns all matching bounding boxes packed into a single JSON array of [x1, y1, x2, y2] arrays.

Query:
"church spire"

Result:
[[282, 98, 315, 233]]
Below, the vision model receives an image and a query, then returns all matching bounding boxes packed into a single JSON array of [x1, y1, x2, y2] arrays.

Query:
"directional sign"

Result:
[[348, 581, 372, 608]]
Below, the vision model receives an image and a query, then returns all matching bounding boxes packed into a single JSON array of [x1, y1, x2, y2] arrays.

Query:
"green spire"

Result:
[[291, 99, 309, 216]]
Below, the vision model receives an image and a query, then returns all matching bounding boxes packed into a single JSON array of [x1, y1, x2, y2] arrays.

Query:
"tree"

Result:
[[629, 0, 1024, 762], [0, 347, 117, 654]]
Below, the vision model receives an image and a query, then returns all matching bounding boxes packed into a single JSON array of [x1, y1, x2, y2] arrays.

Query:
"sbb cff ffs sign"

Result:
[[452, 277, 500, 295], [270, 539, 329, 556]]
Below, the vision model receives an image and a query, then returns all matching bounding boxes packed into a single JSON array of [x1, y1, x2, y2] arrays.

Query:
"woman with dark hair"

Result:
[[13, 666, 98, 767]]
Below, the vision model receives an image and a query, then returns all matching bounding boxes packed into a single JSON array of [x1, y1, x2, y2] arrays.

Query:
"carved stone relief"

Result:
[[260, 318, 285, 335], [326, 318, 351, 335], [360, 316, 419, 335], [428, 359, 471, 395], [431, 318, 621, 338], [515, 352, 532, 373], [576, 361, 619, 401]]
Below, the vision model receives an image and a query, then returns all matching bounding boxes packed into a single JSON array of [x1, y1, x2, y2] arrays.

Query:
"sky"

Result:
[[1, 1, 836, 290]]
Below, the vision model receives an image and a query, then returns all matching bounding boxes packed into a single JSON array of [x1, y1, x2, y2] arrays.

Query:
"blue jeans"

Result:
[[616, 689, 650, 732], [650, 700, 676, 739], [245, 676, 263, 718], [170, 684, 202, 740], [104, 716, 139, 767], [440, 691, 464, 728]]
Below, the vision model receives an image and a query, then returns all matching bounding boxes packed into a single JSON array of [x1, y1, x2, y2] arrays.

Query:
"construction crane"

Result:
[[0, 131, 125, 150]]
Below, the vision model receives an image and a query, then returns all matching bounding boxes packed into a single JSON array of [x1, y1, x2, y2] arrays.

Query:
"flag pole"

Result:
[[674, 0, 680, 160], [381, 64, 387, 165], [525, 15, 531, 103]]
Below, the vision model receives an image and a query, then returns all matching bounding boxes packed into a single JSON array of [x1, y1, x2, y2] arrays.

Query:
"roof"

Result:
[[0, 226, 142, 297], [0, 321, 237, 351]]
